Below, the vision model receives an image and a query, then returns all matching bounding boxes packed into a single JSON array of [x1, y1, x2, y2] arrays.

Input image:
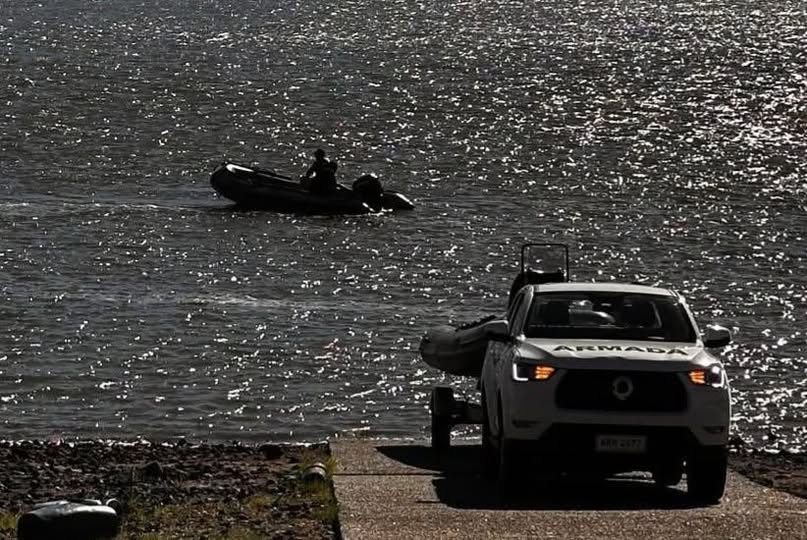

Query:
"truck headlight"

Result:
[[687, 364, 726, 388], [512, 362, 556, 382]]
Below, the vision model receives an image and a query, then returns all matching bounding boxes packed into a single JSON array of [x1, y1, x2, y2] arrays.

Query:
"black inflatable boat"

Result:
[[210, 162, 415, 215]]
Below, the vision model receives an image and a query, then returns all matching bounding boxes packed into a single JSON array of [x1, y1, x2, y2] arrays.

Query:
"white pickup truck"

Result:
[[478, 281, 732, 504]]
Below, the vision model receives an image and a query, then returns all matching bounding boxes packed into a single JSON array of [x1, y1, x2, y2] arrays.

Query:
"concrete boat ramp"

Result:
[[331, 439, 807, 540]]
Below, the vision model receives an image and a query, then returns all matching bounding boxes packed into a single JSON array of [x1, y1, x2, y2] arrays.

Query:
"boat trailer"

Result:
[[426, 242, 570, 451]]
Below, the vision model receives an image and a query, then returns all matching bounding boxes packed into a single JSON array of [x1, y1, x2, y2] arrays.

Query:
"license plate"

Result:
[[595, 435, 647, 453]]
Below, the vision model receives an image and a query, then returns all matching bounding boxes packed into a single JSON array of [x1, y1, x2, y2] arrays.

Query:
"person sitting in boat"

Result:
[[302, 148, 338, 194]]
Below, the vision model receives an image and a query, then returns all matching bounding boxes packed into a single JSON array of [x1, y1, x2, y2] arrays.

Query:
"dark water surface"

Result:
[[1, 0, 805, 450]]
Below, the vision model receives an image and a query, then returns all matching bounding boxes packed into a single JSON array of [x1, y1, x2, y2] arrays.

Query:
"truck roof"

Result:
[[531, 281, 677, 297]]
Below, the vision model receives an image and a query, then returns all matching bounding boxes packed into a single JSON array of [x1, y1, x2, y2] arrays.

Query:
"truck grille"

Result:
[[555, 370, 687, 412]]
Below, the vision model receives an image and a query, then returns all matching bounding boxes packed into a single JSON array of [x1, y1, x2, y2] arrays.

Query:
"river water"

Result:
[[1, 0, 805, 451]]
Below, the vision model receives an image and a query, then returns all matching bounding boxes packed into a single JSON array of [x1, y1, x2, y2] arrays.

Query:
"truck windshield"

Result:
[[523, 292, 697, 343]]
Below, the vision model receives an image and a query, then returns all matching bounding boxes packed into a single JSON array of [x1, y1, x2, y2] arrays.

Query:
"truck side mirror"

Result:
[[703, 324, 731, 348], [485, 320, 510, 341]]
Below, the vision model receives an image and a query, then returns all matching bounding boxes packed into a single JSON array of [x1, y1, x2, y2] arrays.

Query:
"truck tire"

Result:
[[481, 391, 497, 481], [652, 458, 683, 487], [495, 402, 519, 494], [687, 446, 728, 504]]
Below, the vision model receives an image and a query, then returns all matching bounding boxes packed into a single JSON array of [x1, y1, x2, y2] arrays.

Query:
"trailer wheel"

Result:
[[430, 387, 454, 452]]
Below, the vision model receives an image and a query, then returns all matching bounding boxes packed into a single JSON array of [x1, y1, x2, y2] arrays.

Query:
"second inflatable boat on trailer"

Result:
[[419, 243, 570, 451], [418, 243, 570, 380]]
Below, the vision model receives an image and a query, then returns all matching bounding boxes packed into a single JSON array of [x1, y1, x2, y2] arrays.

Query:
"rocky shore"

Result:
[[0, 439, 339, 539], [728, 446, 806, 499], [0, 438, 803, 539]]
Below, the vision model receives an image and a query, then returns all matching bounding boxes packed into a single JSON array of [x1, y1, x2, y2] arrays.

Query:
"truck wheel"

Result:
[[495, 404, 519, 494], [497, 438, 518, 493], [430, 387, 454, 452], [686, 446, 728, 504], [481, 391, 497, 481], [652, 458, 683, 486]]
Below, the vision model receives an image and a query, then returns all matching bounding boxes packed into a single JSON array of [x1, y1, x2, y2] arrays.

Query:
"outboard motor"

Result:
[[353, 174, 385, 211]]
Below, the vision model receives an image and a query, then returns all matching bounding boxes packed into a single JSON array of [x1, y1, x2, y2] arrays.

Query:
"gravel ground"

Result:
[[0, 438, 803, 540], [333, 439, 807, 540]]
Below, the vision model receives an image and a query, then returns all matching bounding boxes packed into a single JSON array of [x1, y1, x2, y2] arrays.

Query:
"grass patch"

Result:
[[301, 480, 340, 524], [295, 448, 340, 525], [211, 530, 266, 540], [118, 500, 264, 539], [123, 530, 265, 540], [0, 510, 17, 531], [117, 488, 337, 539], [244, 493, 278, 513]]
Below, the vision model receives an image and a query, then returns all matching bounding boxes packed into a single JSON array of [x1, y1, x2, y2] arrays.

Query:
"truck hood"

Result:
[[516, 338, 720, 370]]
